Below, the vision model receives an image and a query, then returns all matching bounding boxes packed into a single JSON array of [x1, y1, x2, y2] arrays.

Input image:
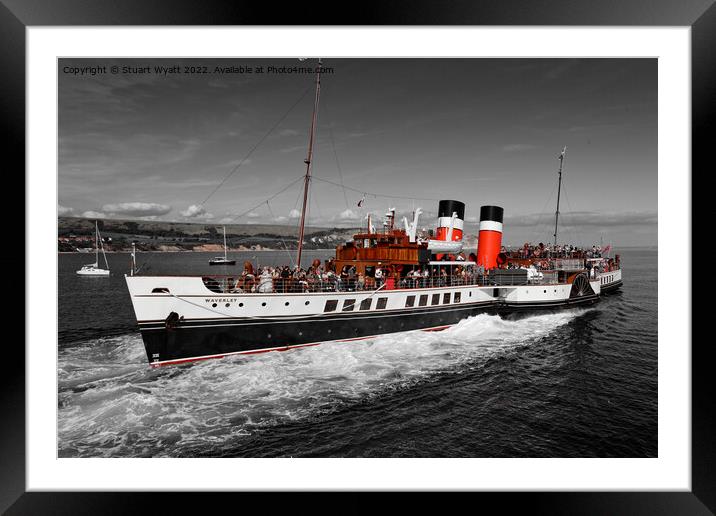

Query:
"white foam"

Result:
[[58, 309, 588, 457]]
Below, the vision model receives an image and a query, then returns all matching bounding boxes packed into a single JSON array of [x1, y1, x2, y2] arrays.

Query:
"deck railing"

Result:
[[200, 269, 570, 294]]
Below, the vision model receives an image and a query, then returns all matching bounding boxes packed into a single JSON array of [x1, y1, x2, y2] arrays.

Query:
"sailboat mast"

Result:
[[296, 58, 323, 269], [553, 146, 566, 248], [223, 226, 227, 260], [95, 220, 99, 266]]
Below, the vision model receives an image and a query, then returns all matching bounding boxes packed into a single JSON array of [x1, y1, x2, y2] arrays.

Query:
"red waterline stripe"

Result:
[[149, 323, 457, 367]]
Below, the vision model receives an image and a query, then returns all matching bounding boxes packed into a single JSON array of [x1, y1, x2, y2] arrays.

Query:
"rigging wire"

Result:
[[559, 180, 584, 247], [265, 201, 296, 268], [328, 124, 350, 209], [529, 179, 559, 243], [311, 176, 441, 202], [198, 85, 313, 207], [226, 175, 305, 222]]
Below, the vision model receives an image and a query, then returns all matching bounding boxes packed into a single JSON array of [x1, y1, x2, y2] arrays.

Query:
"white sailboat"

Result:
[[208, 226, 236, 265], [76, 221, 110, 276]]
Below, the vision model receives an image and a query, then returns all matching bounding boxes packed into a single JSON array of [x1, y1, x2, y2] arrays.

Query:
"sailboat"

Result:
[[209, 226, 236, 265], [76, 221, 110, 276]]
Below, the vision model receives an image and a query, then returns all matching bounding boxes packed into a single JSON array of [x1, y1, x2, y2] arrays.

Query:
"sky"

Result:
[[58, 58, 657, 246]]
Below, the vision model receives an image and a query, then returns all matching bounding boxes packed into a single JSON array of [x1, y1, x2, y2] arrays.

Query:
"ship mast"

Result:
[[553, 146, 566, 248], [223, 226, 227, 260], [296, 59, 323, 268]]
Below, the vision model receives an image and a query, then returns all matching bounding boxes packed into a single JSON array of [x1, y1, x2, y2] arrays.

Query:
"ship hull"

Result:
[[126, 274, 602, 366], [139, 301, 497, 366], [597, 269, 623, 293]]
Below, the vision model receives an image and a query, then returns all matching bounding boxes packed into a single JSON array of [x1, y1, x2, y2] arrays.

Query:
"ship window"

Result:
[[431, 293, 440, 305], [152, 287, 169, 294], [443, 293, 451, 304], [324, 300, 338, 312], [454, 292, 461, 303], [405, 295, 416, 307], [343, 299, 356, 311], [418, 294, 428, 307], [360, 298, 372, 311], [376, 297, 387, 310]]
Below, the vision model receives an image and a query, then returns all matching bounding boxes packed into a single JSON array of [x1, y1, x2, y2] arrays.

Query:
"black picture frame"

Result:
[[4, 1, 711, 513]]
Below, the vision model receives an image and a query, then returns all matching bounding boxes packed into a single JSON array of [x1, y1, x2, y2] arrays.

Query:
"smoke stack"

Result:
[[476, 205, 504, 269], [436, 200, 465, 242]]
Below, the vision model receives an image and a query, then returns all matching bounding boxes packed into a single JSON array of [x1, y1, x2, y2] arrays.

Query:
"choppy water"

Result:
[[58, 248, 657, 457]]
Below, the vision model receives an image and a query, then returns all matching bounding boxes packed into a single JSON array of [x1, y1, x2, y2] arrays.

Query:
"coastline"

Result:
[[58, 248, 336, 254]]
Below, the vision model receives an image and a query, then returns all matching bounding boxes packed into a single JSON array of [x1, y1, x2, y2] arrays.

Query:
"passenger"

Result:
[[357, 272, 365, 291], [375, 267, 384, 288], [257, 267, 273, 293]]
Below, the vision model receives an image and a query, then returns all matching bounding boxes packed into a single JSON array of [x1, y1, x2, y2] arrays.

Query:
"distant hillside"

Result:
[[58, 217, 359, 252]]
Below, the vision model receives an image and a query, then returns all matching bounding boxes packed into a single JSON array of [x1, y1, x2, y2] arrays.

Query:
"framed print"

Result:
[[3, 0, 712, 513]]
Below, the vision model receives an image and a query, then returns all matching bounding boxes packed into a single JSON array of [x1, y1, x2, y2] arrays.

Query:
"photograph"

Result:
[[56, 57, 658, 459]]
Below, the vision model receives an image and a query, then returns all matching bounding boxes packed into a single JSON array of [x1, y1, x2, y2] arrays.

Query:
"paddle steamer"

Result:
[[124, 60, 622, 366]]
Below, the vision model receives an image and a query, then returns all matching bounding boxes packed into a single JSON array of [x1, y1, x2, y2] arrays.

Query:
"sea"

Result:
[[57, 248, 657, 458]]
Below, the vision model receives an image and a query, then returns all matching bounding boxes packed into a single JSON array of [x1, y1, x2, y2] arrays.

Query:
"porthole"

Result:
[[239, 302, 244, 307], [469, 291, 472, 297], [285, 302, 290, 306], [212, 303, 217, 308], [305, 301, 310, 305], [225, 303, 230, 307], [327, 329, 332, 334], [298, 331, 303, 336], [262, 302, 267, 307], [267, 333, 272, 339], [544, 290, 547, 293]]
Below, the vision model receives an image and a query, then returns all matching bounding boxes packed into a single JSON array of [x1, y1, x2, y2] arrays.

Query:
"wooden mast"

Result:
[[296, 58, 323, 268], [553, 146, 566, 248]]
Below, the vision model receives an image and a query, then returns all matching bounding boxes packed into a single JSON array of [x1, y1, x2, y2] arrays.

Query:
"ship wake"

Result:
[[58, 308, 590, 457]]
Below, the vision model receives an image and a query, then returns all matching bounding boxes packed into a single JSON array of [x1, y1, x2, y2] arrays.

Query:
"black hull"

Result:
[[600, 281, 623, 293], [208, 261, 236, 266], [138, 293, 602, 366], [140, 302, 497, 365]]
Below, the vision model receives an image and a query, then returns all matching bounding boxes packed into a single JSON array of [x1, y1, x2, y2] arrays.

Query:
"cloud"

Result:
[[502, 144, 538, 152], [219, 217, 234, 224], [505, 211, 657, 228], [180, 204, 213, 220], [58, 205, 74, 216], [337, 208, 360, 221], [289, 209, 301, 219], [274, 216, 288, 223], [81, 210, 106, 219], [101, 202, 171, 217], [246, 212, 261, 219]]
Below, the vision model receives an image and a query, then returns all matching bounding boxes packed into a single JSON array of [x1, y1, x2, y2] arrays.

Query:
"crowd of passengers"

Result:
[[216, 247, 619, 294], [223, 258, 482, 294], [505, 242, 607, 259]]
